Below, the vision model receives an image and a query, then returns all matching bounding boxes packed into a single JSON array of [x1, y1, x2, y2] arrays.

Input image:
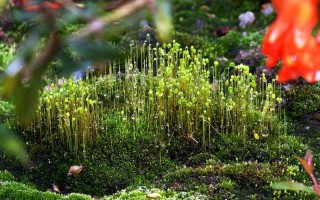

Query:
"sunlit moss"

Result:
[[28, 41, 286, 158]]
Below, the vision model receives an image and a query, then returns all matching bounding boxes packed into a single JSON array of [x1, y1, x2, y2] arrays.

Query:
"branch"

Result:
[[29, 32, 62, 77], [70, 0, 154, 40]]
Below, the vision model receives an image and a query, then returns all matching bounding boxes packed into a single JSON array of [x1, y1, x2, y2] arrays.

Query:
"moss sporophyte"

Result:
[[31, 41, 285, 158]]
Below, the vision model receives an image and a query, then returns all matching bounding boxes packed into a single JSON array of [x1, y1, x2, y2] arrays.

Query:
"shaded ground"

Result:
[[294, 111, 320, 152]]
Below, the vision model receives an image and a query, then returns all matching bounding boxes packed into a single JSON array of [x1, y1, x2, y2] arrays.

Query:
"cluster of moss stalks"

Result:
[[28, 40, 285, 157], [0, 41, 310, 199]]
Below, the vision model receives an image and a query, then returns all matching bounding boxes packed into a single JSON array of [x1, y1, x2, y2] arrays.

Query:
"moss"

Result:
[[5, 131, 305, 198], [186, 153, 217, 167], [0, 181, 97, 199], [162, 162, 272, 198], [216, 177, 236, 190], [0, 43, 16, 71], [161, 161, 310, 199], [174, 30, 264, 66], [0, 182, 62, 200], [1, 132, 176, 197], [172, 0, 263, 36], [210, 134, 306, 164], [0, 100, 16, 129], [62, 193, 93, 200], [208, 31, 263, 59], [0, 170, 14, 182], [101, 186, 208, 199], [284, 85, 320, 118]]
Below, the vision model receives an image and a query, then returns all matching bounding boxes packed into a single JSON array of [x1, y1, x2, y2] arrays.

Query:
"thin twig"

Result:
[[71, 0, 154, 39]]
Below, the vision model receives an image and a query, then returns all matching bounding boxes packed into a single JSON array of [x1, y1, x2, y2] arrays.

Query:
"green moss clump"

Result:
[[172, 0, 262, 36], [161, 161, 275, 198], [207, 31, 263, 58], [62, 193, 93, 200], [161, 160, 315, 199], [186, 153, 217, 167], [0, 170, 14, 182], [101, 186, 208, 200], [211, 134, 305, 164], [0, 181, 97, 199], [0, 43, 16, 71], [11, 132, 176, 197], [284, 85, 320, 118], [0, 182, 61, 200], [0, 100, 15, 129]]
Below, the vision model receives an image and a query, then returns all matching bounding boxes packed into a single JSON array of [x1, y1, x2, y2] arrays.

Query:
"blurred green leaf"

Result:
[[1, 74, 21, 100], [12, 79, 41, 125], [68, 39, 121, 61], [0, 124, 28, 164], [153, 0, 172, 41], [1, 59, 42, 125], [271, 182, 315, 194], [0, 0, 8, 12], [56, 48, 82, 76]]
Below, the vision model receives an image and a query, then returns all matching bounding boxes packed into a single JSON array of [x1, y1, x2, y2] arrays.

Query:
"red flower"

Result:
[[13, 0, 61, 11], [24, 1, 61, 11], [262, 0, 320, 83]]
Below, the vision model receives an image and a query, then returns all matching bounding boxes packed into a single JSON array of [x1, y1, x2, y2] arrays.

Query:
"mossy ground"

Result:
[[0, 0, 319, 200]]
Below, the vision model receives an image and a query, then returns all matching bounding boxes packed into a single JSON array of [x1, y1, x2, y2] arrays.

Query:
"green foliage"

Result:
[[0, 100, 15, 129], [173, 31, 264, 71], [212, 63, 284, 140], [271, 182, 315, 194], [284, 85, 320, 118], [186, 153, 217, 167], [15, 130, 175, 197], [239, 31, 264, 49], [162, 161, 278, 198], [172, 0, 261, 36], [0, 182, 61, 200], [1, 0, 173, 126], [0, 1, 300, 199], [0, 101, 14, 119], [211, 134, 305, 164], [161, 158, 315, 199], [0, 181, 96, 199], [10, 40, 287, 197], [26, 41, 285, 158], [207, 31, 263, 59], [0, 43, 16, 71], [32, 78, 101, 157], [0, 170, 14, 182], [62, 193, 94, 200], [0, 124, 28, 164], [101, 186, 208, 199]]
